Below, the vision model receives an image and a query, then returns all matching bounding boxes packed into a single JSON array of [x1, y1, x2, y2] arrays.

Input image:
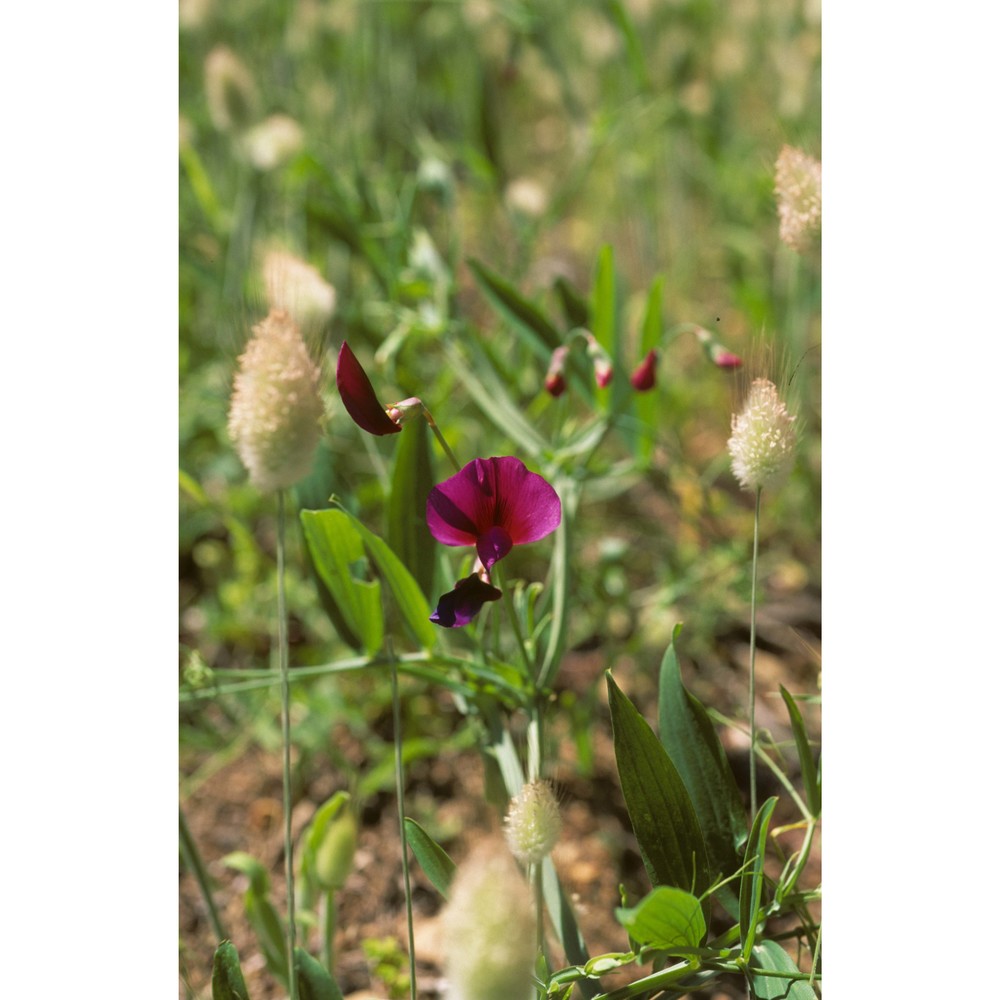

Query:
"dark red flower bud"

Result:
[[629, 349, 658, 391]]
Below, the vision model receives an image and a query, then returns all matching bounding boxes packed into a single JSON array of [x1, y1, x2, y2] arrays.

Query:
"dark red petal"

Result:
[[336, 342, 401, 436], [429, 574, 502, 628]]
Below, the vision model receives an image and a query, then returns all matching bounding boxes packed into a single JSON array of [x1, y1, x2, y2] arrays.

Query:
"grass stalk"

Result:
[[749, 487, 762, 822], [179, 806, 226, 943], [277, 489, 299, 1000], [391, 656, 418, 1000]]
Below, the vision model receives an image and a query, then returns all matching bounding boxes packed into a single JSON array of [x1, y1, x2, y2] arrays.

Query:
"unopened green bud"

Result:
[[314, 808, 357, 891]]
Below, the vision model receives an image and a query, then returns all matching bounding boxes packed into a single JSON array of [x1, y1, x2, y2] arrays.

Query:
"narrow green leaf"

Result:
[[295, 947, 345, 1000], [223, 853, 287, 984], [300, 509, 384, 656], [740, 797, 778, 962], [336, 507, 436, 651], [658, 625, 746, 884], [404, 817, 456, 899], [614, 885, 706, 951], [553, 275, 590, 328], [467, 257, 562, 354], [780, 686, 821, 817], [387, 418, 435, 600], [211, 941, 250, 1000], [590, 245, 616, 354], [749, 940, 819, 999], [607, 672, 709, 896]]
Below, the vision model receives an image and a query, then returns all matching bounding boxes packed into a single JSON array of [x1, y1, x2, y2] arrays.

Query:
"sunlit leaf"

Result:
[[387, 418, 435, 600], [614, 885, 706, 951]]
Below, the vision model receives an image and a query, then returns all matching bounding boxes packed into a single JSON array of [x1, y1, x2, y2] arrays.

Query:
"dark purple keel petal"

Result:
[[336, 342, 402, 436], [476, 525, 513, 571], [429, 574, 503, 628]]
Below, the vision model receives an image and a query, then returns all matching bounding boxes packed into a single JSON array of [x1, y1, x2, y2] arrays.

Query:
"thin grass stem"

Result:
[[749, 487, 761, 822], [391, 655, 417, 1000], [277, 489, 299, 1000], [179, 806, 226, 943]]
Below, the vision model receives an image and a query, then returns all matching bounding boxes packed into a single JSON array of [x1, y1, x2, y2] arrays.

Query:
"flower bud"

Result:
[[544, 345, 569, 397], [775, 145, 821, 253], [442, 842, 536, 1000], [204, 46, 259, 133], [313, 808, 357, 892], [629, 349, 658, 391], [384, 397, 423, 426], [727, 378, 797, 492], [694, 327, 742, 369], [585, 332, 613, 388], [503, 779, 562, 865], [228, 309, 325, 492]]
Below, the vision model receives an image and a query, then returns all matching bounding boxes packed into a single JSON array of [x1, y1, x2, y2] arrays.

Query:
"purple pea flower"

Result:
[[427, 457, 561, 627]]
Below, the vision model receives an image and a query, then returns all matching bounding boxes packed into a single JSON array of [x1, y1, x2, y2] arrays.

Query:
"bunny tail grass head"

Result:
[[504, 779, 562, 865], [728, 378, 797, 492], [441, 842, 536, 1000], [228, 308, 325, 493]]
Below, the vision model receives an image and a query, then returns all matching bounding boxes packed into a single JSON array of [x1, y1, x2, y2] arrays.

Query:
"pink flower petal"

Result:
[[336, 342, 402, 436]]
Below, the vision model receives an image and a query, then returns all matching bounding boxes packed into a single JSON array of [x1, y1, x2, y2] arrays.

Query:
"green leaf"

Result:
[[295, 948, 345, 1000], [607, 672, 709, 897], [614, 885, 706, 951], [590, 246, 627, 414], [740, 797, 778, 962], [553, 275, 590, 328], [404, 817, 456, 899], [467, 257, 562, 355], [658, 625, 746, 887], [222, 853, 288, 984], [211, 941, 250, 1000], [387, 418, 436, 600], [300, 509, 384, 657], [749, 940, 819, 999], [335, 507, 437, 651], [780, 686, 821, 817]]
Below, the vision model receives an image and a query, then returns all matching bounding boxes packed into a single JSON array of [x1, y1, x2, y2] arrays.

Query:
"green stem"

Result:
[[277, 490, 299, 1000], [534, 863, 546, 965], [322, 890, 336, 973], [749, 487, 762, 822], [422, 406, 462, 473], [179, 806, 226, 942], [391, 657, 417, 1000]]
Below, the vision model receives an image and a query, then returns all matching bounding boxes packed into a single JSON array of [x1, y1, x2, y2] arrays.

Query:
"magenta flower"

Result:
[[336, 341, 402, 436], [427, 457, 561, 627]]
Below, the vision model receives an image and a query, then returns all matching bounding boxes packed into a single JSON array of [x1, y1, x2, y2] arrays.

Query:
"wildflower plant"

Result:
[[180, 7, 820, 998]]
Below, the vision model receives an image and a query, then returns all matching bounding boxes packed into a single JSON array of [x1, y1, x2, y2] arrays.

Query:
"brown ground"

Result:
[[179, 588, 820, 1000]]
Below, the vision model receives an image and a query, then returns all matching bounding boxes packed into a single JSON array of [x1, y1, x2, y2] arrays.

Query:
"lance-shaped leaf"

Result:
[[607, 672, 709, 897], [301, 509, 384, 657], [295, 947, 345, 1000], [658, 625, 746, 885], [387, 418, 435, 599], [222, 853, 287, 984], [740, 797, 778, 961], [467, 257, 562, 355], [780, 686, 821, 818], [749, 940, 819, 999], [404, 817, 456, 899]]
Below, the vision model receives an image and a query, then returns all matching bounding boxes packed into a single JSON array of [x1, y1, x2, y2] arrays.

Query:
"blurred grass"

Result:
[[180, 0, 820, 763]]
